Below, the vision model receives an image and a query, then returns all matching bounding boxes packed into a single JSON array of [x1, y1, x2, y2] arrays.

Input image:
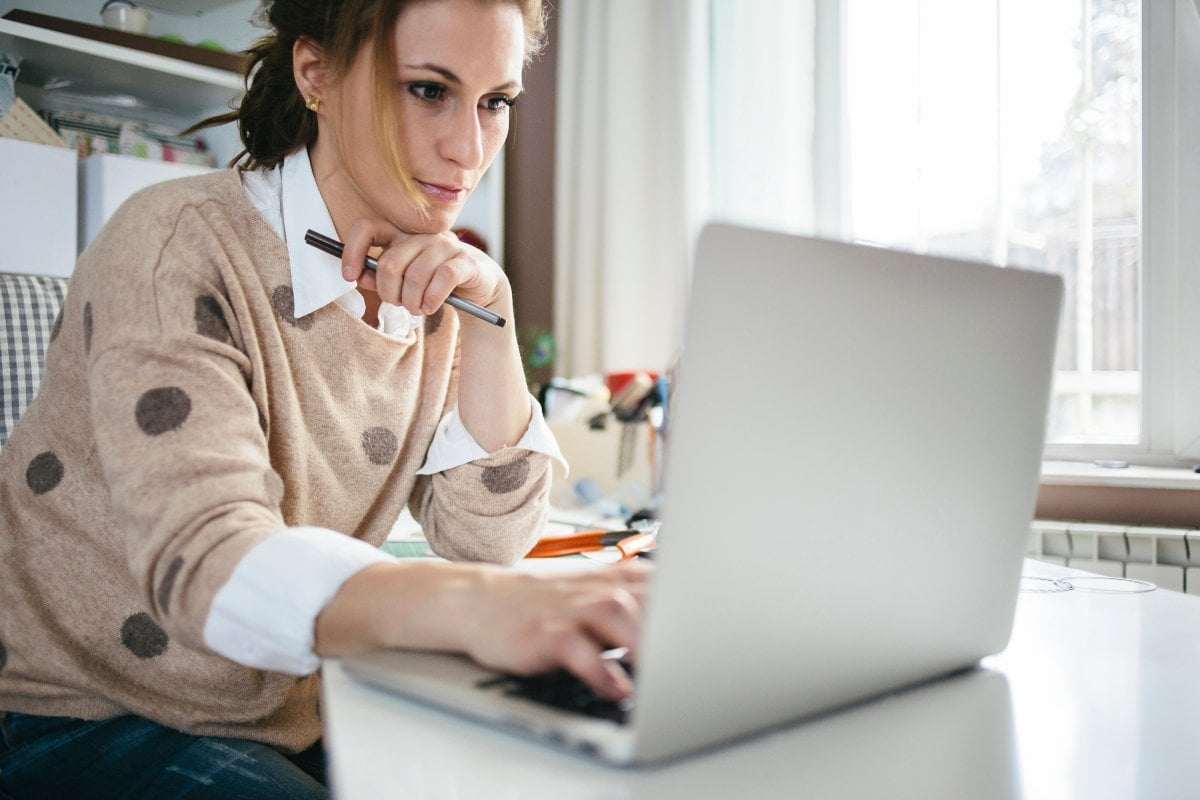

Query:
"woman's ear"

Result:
[[293, 36, 326, 106]]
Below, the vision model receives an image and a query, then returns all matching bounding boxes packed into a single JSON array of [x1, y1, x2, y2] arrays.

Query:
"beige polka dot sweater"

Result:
[[0, 170, 550, 750]]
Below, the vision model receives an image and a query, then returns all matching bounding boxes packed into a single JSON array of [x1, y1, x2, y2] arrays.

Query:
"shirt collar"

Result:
[[280, 147, 358, 319]]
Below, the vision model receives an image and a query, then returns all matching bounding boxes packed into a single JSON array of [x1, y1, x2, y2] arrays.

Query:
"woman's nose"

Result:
[[441, 107, 484, 170]]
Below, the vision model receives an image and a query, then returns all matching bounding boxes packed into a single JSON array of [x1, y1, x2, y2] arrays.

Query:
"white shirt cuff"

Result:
[[203, 527, 397, 675], [416, 394, 567, 476]]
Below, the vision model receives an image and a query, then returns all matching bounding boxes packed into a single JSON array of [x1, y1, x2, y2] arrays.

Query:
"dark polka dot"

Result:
[[194, 294, 233, 345], [135, 387, 192, 436], [157, 556, 184, 614], [263, 470, 285, 506], [25, 451, 64, 495], [50, 308, 63, 342], [272, 285, 314, 331], [481, 457, 531, 494], [361, 427, 398, 465], [0, 639, 7, 671], [120, 612, 168, 659], [424, 307, 445, 336], [83, 302, 94, 355]]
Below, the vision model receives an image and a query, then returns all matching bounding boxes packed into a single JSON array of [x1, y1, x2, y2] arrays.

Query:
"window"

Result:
[[844, 0, 1140, 446], [708, 0, 1200, 464]]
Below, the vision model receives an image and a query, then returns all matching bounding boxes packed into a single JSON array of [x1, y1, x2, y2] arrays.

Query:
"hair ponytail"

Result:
[[187, 0, 333, 168]]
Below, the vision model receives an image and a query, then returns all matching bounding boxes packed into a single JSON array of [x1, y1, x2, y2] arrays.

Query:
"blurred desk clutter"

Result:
[[525, 524, 658, 560], [537, 370, 670, 532]]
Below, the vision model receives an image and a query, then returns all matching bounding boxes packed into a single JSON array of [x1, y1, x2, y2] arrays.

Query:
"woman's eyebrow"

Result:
[[403, 63, 522, 93]]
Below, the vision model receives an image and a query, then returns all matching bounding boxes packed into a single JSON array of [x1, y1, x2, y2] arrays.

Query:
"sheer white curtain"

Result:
[[553, 0, 709, 377], [708, 0, 819, 236]]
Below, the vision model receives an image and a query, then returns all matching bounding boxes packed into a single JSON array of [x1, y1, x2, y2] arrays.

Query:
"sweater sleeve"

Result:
[[404, 371, 557, 564], [409, 445, 553, 565], [404, 311, 559, 565], [416, 397, 565, 475], [82, 201, 298, 654], [203, 526, 397, 674]]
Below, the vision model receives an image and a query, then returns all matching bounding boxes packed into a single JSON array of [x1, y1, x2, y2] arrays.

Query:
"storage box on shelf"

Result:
[[78, 154, 213, 253], [0, 137, 77, 276]]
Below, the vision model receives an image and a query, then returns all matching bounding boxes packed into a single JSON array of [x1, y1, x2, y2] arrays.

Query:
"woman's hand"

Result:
[[338, 218, 509, 316], [456, 560, 650, 700], [316, 560, 652, 701], [338, 219, 528, 450]]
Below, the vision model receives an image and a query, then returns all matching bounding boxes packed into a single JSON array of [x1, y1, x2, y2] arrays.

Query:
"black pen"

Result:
[[303, 229, 506, 328]]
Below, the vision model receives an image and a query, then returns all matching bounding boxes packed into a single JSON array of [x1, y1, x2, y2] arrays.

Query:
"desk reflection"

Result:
[[323, 663, 1018, 800]]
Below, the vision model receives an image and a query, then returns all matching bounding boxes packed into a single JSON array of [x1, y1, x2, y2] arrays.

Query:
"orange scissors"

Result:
[[526, 529, 657, 559]]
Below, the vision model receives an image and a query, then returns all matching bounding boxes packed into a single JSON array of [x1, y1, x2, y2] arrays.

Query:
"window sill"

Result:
[[1041, 460, 1200, 491]]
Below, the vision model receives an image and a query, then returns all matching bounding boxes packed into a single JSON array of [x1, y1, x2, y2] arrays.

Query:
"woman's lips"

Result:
[[417, 180, 466, 204]]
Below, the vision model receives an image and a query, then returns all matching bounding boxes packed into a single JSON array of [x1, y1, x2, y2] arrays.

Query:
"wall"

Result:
[[1036, 485, 1200, 528], [502, 4, 556, 386]]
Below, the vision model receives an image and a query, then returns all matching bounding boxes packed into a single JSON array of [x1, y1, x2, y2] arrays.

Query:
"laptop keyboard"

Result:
[[476, 661, 635, 725]]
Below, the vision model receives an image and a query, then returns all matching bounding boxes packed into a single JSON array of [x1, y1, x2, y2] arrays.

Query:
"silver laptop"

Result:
[[341, 223, 1063, 765]]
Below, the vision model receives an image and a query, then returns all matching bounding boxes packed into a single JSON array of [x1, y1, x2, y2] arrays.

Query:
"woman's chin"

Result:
[[393, 209, 461, 236]]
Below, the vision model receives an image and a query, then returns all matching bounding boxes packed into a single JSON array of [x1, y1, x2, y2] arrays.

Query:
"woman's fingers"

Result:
[[450, 563, 653, 703], [554, 632, 634, 700], [390, 243, 462, 314], [340, 218, 395, 283], [418, 254, 474, 315], [575, 587, 644, 663], [339, 219, 503, 315], [500, 566, 650, 700]]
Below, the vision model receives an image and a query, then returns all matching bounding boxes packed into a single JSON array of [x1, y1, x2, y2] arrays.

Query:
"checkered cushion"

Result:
[[0, 272, 68, 448]]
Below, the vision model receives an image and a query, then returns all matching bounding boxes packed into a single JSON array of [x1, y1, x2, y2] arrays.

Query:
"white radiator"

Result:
[[1028, 520, 1200, 594]]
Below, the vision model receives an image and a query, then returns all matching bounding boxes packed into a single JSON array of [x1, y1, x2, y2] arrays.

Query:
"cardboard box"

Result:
[[0, 137, 77, 276], [549, 418, 657, 510], [78, 153, 213, 253]]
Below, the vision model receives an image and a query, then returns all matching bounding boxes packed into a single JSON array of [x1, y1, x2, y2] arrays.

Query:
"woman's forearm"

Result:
[[313, 561, 489, 657], [455, 293, 531, 451], [313, 559, 650, 701]]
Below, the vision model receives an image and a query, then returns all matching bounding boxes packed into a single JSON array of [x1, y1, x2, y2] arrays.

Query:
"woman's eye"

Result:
[[483, 95, 517, 112], [409, 82, 446, 102]]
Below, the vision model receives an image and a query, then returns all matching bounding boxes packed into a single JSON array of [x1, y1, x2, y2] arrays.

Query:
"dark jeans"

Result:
[[0, 711, 328, 799]]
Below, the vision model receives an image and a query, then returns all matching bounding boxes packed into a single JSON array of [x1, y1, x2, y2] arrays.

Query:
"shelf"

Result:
[[1041, 460, 1200, 491], [3, 10, 247, 73], [138, 0, 244, 15], [0, 13, 244, 118]]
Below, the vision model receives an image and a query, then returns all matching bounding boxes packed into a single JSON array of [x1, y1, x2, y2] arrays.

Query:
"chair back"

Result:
[[0, 272, 68, 448]]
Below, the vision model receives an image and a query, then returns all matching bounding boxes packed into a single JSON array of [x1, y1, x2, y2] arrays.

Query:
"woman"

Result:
[[0, 0, 646, 796]]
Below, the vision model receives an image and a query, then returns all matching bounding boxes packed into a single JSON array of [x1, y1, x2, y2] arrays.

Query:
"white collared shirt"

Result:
[[203, 148, 562, 675]]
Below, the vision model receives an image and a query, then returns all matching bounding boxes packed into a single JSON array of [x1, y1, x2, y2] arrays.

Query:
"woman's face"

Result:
[[315, 0, 525, 235]]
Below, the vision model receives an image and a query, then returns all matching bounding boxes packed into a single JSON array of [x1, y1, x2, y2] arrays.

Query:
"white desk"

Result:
[[321, 560, 1200, 799]]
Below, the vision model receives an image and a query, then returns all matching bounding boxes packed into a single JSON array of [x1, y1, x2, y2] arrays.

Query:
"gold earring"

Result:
[[305, 96, 320, 113]]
